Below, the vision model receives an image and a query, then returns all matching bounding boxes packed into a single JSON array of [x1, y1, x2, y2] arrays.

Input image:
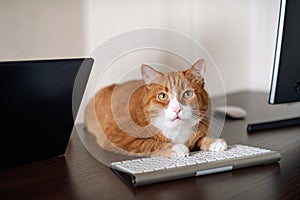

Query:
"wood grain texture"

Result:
[[0, 91, 300, 200]]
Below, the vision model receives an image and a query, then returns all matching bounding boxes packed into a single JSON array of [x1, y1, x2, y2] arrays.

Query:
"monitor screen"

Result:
[[269, 0, 300, 104], [0, 58, 93, 168]]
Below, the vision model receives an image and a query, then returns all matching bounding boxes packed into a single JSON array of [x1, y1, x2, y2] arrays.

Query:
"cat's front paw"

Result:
[[209, 139, 227, 151], [171, 144, 189, 158]]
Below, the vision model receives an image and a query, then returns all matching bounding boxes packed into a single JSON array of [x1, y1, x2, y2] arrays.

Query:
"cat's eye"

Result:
[[183, 90, 194, 99], [158, 92, 168, 101]]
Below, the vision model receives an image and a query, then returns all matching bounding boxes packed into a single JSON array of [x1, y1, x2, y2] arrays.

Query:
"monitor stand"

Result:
[[247, 116, 300, 132]]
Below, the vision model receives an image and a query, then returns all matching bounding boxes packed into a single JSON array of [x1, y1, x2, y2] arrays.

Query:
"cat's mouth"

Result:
[[171, 116, 182, 122]]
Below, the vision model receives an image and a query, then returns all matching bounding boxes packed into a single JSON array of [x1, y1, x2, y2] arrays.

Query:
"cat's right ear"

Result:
[[141, 64, 162, 85]]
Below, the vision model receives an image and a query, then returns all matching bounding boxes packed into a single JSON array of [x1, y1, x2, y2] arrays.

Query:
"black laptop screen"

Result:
[[0, 58, 93, 169]]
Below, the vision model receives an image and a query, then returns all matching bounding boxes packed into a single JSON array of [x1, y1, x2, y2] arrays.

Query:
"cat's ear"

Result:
[[190, 58, 206, 79], [141, 64, 162, 84]]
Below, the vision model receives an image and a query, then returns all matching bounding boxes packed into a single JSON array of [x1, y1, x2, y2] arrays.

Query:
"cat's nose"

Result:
[[173, 107, 182, 115]]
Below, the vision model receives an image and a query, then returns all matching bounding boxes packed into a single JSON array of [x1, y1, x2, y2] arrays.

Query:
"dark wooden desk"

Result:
[[1, 91, 300, 200]]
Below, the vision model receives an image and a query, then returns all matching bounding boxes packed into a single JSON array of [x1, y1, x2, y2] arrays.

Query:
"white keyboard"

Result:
[[110, 144, 281, 186]]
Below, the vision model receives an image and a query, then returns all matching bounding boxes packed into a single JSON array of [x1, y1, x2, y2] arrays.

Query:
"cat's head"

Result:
[[141, 59, 209, 134]]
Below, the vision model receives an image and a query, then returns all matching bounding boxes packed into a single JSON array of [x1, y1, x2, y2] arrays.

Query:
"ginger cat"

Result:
[[85, 58, 227, 158]]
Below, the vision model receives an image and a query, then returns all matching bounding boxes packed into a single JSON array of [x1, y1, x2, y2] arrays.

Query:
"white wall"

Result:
[[84, 0, 280, 96], [0, 0, 85, 60], [0, 0, 280, 93]]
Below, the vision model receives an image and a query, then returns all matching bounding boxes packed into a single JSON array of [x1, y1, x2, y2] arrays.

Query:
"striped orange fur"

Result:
[[85, 58, 227, 158]]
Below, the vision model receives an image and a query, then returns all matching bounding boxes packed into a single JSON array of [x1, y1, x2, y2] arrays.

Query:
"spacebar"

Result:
[[195, 166, 233, 176]]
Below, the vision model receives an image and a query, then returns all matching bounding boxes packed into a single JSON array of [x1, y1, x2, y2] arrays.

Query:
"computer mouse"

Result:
[[214, 105, 247, 119]]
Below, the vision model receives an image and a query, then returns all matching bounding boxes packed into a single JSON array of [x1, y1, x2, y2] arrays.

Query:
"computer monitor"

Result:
[[0, 58, 94, 169], [247, 0, 300, 132], [269, 0, 300, 104]]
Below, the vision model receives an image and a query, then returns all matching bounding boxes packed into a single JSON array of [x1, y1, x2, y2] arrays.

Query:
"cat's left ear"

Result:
[[190, 58, 206, 79], [141, 64, 162, 84]]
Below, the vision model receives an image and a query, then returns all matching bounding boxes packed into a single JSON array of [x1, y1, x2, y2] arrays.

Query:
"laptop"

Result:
[[0, 58, 94, 169]]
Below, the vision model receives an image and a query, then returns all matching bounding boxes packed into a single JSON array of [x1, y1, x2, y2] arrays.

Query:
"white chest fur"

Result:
[[161, 124, 195, 144]]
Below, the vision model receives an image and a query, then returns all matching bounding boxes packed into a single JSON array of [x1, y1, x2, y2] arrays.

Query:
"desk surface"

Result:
[[1, 91, 300, 200]]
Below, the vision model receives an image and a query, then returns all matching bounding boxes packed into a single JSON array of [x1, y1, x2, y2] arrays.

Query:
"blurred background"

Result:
[[0, 0, 280, 96]]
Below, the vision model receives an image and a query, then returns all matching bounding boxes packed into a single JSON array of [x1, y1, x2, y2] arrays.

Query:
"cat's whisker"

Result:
[[189, 122, 200, 133]]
